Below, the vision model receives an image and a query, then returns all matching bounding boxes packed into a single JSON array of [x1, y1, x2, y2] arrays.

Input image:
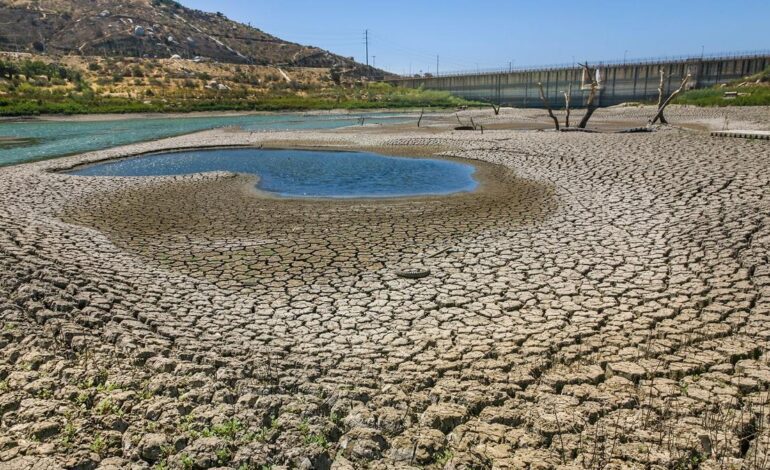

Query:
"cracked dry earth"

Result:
[[1, 110, 770, 470]]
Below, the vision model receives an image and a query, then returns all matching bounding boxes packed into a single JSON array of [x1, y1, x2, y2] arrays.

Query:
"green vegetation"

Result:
[[303, 433, 329, 448], [676, 66, 770, 106], [435, 449, 454, 466], [676, 87, 770, 106], [89, 434, 107, 455], [0, 85, 471, 116], [0, 59, 474, 116], [59, 421, 77, 449], [0, 59, 84, 83]]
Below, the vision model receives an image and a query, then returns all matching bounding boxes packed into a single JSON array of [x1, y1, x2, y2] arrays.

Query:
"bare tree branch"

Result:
[[656, 69, 668, 124], [578, 82, 598, 129], [650, 74, 691, 126], [577, 64, 599, 129], [537, 82, 560, 131], [563, 83, 572, 128]]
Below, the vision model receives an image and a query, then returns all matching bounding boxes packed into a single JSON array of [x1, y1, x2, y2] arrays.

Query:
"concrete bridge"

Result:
[[391, 52, 770, 108]]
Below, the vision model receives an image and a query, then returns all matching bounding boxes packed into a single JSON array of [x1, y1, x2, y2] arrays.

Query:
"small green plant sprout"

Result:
[[90, 434, 106, 455], [304, 433, 329, 449], [435, 448, 454, 465], [215, 447, 232, 465]]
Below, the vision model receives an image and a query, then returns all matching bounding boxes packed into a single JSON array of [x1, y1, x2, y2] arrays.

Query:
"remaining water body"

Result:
[[0, 112, 407, 167], [69, 148, 478, 198]]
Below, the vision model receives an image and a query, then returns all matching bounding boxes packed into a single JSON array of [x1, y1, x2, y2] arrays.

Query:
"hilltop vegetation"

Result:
[[0, 0, 471, 115], [0, 0, 370, 71], [676, 66, 770, 106], [0, 55, 471, 116]]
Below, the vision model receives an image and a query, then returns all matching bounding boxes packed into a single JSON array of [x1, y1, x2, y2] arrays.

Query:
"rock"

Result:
[[444, 450, 493, 470], [30, 421, 59, 441], [395, 267, 431, 279], [145, 357, 177, 373], [375, 407, 404, 435], [420, 403, 468, 434], [0, 393, 20, 417], [605, 361, 647, 383], [338, 428, 388, 462], [98, 457, 132, 470], [138, 433, 168, 463], [134, 26, 145, 37], [389, 429, 445, 464], [0, 456, 64, 470], [330, 455, 356, 470], [183, 437, 227, 468]]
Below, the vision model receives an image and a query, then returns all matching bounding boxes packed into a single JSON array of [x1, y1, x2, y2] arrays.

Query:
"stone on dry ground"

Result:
[[1, 106, 770, 469]]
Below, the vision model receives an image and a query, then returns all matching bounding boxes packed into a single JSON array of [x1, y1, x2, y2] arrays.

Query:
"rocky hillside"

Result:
[[0, 0, 367, 71]]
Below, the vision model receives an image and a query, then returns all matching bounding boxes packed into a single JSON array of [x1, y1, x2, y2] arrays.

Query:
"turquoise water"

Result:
[[0, 113, 407, 167], [69, 148, 478, 198]]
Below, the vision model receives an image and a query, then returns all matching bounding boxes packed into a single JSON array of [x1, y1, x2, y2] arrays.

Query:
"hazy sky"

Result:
[[180, 0, 770, 74]]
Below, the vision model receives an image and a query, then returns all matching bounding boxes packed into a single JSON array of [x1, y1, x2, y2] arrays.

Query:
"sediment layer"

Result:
[[1, 107, 770, 469]]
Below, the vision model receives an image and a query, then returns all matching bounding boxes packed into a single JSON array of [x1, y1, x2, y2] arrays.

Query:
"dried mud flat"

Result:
[[1, 106, 770, 470]]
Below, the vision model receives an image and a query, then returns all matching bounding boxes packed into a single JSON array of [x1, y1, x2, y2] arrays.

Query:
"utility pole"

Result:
[[436, 55, 439, 76], [365, 30, 369, 68], [373, 56, 376, 68]]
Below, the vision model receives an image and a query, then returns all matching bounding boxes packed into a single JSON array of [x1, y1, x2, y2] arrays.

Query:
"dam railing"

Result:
[[390, 50, 770, 108]]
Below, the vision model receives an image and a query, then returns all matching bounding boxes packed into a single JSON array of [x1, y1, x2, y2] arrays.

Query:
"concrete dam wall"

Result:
[[391, 53, 770, 108]]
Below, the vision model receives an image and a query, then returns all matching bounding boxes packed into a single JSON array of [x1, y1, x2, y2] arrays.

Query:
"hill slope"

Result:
[[0, 0, 365, 70]]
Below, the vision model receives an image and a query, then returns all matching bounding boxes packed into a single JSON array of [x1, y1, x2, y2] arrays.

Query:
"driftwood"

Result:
[[656, 69, 668, 124], [454, 115, 483, 133], [560, 128, 598, 133], [454, 114, 476, 131], [537, 82, 560, 131], [615, 127, 654, 134], [650, 74, 691, 125], [563, 83, 572, 128]]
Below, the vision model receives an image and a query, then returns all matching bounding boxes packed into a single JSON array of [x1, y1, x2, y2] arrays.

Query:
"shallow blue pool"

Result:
[[69, 148, 479, 198]]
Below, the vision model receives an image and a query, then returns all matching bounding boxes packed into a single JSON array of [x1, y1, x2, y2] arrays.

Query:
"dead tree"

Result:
[[577, 64, 599, 129], [537, 82, 560, 131], [563, 84, 572, 128], [491, 103, 501, 115], [650, 74, 691, 126], [656, 69, 668, 124], [417, 108, 424, 127]]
